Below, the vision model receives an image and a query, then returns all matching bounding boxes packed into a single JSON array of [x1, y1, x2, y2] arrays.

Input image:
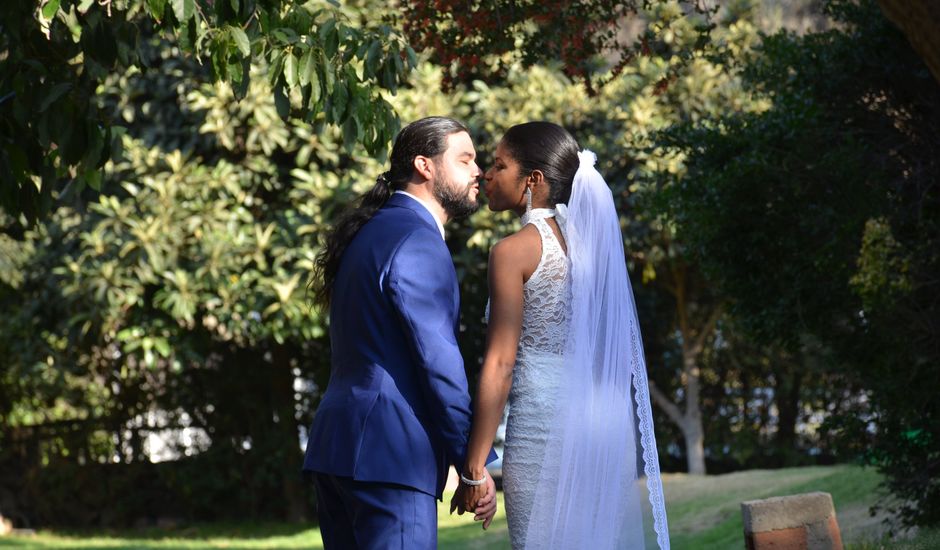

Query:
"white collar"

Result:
[[394, 190, 446, 240]]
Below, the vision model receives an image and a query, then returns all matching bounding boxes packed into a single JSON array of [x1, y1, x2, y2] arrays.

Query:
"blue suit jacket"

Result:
[[304, 193, 495, 498]]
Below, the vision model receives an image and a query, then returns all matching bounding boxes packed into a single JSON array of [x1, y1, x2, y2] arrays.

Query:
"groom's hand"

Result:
[[472, 469, 497, 530], [450, 484, 467, 515]]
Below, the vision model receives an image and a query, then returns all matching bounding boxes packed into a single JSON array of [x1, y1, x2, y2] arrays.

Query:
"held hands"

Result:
[[449, 467, 497, 529]]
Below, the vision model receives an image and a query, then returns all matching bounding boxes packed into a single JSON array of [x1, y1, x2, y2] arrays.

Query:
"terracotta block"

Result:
[[741, 492, 843, 550], [747, 525, 808, 549]]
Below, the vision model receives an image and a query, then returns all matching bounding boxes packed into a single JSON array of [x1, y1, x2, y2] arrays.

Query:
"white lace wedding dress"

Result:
[[488, 152, 669, 550], [489, 209, 571, 549]]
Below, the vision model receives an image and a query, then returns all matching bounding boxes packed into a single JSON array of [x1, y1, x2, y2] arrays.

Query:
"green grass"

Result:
[[664, 465, 886, 550], [849, 527, 940, 550], [0, 494, 509, 549], [1, 465, 935, 549]]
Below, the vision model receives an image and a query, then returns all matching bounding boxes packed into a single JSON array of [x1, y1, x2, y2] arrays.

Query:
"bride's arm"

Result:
[[462, 237, 526, 512]]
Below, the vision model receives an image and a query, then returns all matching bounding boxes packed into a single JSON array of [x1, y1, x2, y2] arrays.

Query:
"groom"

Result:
[[304, 116, 498, 548]]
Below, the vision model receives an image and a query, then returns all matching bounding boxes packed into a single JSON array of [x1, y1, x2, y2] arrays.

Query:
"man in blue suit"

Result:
[[305, 117, 498, 548]]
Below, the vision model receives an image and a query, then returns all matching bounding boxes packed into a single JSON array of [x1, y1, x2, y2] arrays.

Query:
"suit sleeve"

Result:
[[387, 231, 473, 468]]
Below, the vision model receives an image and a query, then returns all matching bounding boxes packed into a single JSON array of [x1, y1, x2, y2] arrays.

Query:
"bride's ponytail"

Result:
[[501, 122, 580, 206]]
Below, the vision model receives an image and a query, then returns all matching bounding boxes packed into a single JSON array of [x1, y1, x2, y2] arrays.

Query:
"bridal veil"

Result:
[[523, 150, 670, 549]]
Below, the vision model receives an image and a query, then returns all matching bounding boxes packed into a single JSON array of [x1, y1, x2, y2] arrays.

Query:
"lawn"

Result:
[[1, 465, 934, 549]]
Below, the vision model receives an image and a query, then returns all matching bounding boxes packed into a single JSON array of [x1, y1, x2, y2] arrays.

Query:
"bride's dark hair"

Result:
[[311, 116, 469, 310], [501, 121, 580, 205]]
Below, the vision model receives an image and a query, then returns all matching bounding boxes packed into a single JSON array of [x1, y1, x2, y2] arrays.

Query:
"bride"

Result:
[[456, 122, 670, 549]]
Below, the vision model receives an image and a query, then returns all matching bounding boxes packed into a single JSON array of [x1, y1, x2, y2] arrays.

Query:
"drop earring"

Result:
[[525, 187, 532, 215]]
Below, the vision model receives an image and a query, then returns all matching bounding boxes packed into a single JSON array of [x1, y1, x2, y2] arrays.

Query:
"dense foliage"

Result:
[[0, 0, 414, 222], [400, 0, 714, 93], [1, 0, 937, 532], [658, 0, 940, 527]]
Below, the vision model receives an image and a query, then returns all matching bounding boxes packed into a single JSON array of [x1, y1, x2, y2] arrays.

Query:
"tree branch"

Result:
[[649, 382, 684, 427], [690, 303, 723, 358]]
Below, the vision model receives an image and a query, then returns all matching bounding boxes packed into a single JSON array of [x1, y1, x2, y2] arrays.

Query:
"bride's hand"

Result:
[[460, 468, 488, 514], [472, 470, 497, 529]]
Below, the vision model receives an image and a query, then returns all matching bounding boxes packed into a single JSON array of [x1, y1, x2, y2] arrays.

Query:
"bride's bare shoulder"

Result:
[[489, 225, 541, 272]]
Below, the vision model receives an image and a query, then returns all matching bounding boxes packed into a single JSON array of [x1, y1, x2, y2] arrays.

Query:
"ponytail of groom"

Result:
[[311, 116, 470, 310]]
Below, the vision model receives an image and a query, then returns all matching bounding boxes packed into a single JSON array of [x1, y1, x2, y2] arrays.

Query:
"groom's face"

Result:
[[432, 131, 482, 220]]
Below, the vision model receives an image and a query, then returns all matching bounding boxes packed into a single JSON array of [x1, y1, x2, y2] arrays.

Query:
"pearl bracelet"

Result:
[[459, 471, 487, 486]]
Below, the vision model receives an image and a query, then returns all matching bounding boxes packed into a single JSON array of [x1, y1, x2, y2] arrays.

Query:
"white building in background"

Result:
[[123, 409, 211, 463]]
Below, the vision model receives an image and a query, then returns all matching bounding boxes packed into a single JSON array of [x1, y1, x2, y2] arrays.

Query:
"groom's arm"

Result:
[[387, 231, 475, 467]]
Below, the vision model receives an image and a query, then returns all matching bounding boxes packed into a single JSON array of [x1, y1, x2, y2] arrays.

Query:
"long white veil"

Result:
[[524, 150, 669, 549]]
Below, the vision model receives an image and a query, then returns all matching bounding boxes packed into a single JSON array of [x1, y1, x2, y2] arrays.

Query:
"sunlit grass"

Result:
[[0, 490, 507, 549], [2, 465, 934, 549]]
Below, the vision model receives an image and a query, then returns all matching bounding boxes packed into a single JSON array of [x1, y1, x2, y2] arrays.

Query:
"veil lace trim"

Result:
[[520, 149, 670, 549]]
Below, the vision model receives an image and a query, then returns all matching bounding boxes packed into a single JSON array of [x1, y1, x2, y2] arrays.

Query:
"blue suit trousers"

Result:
[[314, 473, 437, 549]]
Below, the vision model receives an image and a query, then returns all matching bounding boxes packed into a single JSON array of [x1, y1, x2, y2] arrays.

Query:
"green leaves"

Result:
[[284, 52, 299, 87], [39, 83, 72, 113], [41, 0, 60, 20], [170, 0, 194, 23], [273, 80, 290, 120], [318, 18, 339, 58], [330, 80, 348, 121], [146, 0, 167, 19], [365, 40, 382, 76], [229, 25, 250, 57], [5, 0, 405, 222], [299, 49, 316, 87], [850, 217, 912, 311], [255, 9, 414, 153]]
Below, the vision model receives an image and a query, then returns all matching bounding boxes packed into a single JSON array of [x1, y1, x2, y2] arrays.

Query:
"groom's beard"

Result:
[[434, 175, 480, 221]]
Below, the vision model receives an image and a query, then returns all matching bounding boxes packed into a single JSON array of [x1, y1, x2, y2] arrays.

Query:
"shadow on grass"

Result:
[[63, 521, 313, 539], [7, 467, 932, 550], [0, 522, 321, 549], [438, 518, 510, 550]]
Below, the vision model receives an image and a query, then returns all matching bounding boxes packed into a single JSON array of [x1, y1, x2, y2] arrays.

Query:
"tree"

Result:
[[0, 17, 396, 520], [611, 1, 769, 475], [877, 0, 940, 85], [0, 0, 415, 223], [659, 0, 940, 526], [645, 257, 722, 475], [399, 0, 715, 93], [437, 0, 780, 476], [2, 0, 874, 528]]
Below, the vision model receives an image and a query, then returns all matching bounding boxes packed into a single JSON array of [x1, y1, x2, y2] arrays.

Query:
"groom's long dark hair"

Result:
[[311, 116, 470, 310]]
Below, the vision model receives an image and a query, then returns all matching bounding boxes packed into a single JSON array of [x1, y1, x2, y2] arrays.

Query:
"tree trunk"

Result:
[[774, 367, 803, 464], [271, 344, 308, 523], [682, 417, 706, 475], [681, 348, 706, 475], [646, 261, 722, 476], [649, 381, 707, 475], [878, 0, 940, 86]]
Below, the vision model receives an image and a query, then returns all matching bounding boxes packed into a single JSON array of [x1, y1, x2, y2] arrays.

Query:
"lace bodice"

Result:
[[484, 210, 571, 357], [517, 215, 570, 357]]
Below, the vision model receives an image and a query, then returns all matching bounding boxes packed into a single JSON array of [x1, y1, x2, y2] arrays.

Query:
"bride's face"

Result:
[[483, 141, 527, 214]]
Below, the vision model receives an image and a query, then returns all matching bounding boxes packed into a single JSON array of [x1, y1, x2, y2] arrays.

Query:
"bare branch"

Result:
[[649, 382, 684, 426], [690, 303, 723, 358]]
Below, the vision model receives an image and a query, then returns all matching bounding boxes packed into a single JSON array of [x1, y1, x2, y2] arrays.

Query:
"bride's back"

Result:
[[516, 213, 570, 359]]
